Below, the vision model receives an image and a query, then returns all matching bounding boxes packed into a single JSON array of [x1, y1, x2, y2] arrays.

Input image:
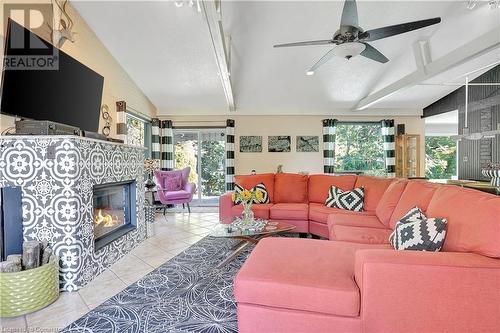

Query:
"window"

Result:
[[334, 122, 386, 176], [425, 136, 457, 179], [125, 113, 151, 158]]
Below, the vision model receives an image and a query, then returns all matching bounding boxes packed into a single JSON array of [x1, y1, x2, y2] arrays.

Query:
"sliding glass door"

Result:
[[173, 128, 225, 206]]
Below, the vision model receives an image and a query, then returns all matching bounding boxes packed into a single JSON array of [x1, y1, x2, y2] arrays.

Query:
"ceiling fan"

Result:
[[273, 0, 441, 75]]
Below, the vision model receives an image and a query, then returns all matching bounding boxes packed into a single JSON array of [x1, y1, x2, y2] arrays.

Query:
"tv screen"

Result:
[[0, 19, 104, 132]]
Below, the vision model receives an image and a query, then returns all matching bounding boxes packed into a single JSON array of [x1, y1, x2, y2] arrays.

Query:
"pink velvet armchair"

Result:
[[154, 167, 196, 214]]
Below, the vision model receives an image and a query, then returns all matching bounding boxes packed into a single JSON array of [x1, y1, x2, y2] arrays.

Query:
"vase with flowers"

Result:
[[232, 188, 264, 223]]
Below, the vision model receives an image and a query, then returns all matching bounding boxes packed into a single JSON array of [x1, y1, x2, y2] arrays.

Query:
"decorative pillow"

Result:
[[233, 183, 270, 204], [164, 174, 182, 191], [389, 207, 447, 251], [325, 186, 364, 212]]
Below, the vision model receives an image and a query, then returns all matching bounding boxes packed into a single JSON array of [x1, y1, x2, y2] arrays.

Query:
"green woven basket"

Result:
[[0, 255, 60, 317]]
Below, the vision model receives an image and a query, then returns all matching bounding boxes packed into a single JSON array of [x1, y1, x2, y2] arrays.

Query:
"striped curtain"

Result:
[[322, 119, 337, 174], [160, 120, 174, 171], [225, 119, 235, 191], [116, 101, 127, 142], [381, 119, 396, 178], [151, 118, 160, 160]]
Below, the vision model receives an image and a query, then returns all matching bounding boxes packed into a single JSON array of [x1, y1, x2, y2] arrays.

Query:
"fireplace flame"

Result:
[[94, 209, 120, 227]]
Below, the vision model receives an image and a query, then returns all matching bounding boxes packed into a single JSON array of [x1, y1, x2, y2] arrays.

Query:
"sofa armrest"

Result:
[[219, 192, 235, 223], [354, 249, 500, 333]]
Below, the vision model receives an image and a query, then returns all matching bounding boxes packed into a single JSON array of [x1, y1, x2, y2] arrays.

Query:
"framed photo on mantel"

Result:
[[268, 136, 291, 152]]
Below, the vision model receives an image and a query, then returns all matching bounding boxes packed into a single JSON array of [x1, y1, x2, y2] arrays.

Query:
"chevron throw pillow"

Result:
[[325, 186, 364, 212], [389, 206, 447, 251]]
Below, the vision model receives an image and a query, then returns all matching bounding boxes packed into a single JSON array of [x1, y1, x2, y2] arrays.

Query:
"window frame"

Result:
[[125, 111, 151, 158], [334, 121, 386, 175]]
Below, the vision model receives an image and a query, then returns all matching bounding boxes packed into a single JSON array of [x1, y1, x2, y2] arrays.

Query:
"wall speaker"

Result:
[[397, 124, 406, 135], [0, 186, 24, 261]]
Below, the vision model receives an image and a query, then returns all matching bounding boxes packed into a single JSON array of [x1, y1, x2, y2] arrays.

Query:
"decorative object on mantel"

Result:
[[482, 163, 500, 187], [0, 241, 59, 317], [101, 104, 112, 137], [144, 159, 160, 189], [276, 164, 283, 173], [51, 0, 76, 48], [116, 100, 127, 142]]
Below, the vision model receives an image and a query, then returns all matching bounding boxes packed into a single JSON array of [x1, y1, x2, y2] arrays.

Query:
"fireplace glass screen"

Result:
[[93, 181, 134, 244]]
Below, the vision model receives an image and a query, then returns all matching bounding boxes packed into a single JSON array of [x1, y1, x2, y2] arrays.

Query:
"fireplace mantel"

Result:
[[0, 135, 147, 291]]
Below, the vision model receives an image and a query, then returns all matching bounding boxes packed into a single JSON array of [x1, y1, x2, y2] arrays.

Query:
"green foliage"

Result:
[[174, 139, 225, 197], [425, 136, 457, 179], [174, 141, 198, 184], [200, 141, 225, 196], [335, 124, 386, 176]]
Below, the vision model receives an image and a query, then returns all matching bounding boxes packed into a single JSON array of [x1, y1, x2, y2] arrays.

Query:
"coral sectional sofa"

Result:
[[220, 172, 398, 238], [220, 173, 500, 332]]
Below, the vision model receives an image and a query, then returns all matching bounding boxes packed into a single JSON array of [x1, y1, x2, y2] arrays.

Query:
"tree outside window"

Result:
[[334, 123, 386, 176], [425, 136, 457, 179]]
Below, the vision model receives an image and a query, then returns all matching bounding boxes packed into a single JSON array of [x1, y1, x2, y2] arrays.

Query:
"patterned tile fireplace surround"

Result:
[[0, 136, 146, 291]]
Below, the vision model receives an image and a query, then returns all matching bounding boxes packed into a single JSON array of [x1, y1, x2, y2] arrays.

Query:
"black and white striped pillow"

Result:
[[325, 186, 364, 212], [233, 183, 270, 204]]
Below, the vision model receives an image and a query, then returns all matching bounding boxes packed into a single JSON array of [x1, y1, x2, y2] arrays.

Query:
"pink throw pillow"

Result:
[[164, 175, 182, 191]]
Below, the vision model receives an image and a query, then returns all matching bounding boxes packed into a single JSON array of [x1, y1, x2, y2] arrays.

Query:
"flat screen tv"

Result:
[[0, 19, 104, 132]]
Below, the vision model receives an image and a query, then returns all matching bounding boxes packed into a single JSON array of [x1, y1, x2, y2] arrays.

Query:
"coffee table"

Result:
[[210, 220, 295, 268]]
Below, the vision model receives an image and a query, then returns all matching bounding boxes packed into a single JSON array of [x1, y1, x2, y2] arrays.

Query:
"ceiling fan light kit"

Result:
[[273, 0, 441, 74]]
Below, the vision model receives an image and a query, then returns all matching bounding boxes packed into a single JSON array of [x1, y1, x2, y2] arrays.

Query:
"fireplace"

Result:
[[93, 181, 137, 250]]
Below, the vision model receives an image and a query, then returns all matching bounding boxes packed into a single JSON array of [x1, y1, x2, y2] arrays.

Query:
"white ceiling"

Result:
[[73, 0, 500, 116]]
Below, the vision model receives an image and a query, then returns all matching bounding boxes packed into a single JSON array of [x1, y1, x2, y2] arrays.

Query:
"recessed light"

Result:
[[306, 71, 315, 76]]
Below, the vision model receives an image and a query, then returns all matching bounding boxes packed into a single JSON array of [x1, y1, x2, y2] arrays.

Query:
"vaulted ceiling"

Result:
[[73, 1, 500, 116]]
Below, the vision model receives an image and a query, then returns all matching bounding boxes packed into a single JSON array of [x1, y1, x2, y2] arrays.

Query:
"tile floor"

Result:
[[0, 209, 219, 332]]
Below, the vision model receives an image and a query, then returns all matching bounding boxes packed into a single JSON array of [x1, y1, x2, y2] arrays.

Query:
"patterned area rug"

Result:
[[62, 235, 272, 333]]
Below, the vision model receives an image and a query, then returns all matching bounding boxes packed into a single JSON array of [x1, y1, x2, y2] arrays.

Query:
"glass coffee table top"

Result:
[[209, 219, 295, 268], [210, 219, 295, 238]]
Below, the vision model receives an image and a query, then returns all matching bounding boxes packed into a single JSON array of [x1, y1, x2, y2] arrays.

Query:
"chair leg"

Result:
[[187, 202, 191, 213], [163, 206, 166, 215], [182, 203, 185, 209]]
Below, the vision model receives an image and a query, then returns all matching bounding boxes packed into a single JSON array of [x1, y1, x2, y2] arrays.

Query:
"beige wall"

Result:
[[0, 1, 156, 135], [167, 115, 426, 176]]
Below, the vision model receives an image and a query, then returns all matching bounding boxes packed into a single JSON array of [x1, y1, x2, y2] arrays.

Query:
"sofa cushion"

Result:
[[231, 204, 274, 220], [375, 179, 408, 227], [327, 213, 386, 229], [164, 190, 191, 200], [354, 176, 394, 211], [274, 173, 308, 203], [426, 186, 500, 258], [270, 203, 308, 220], [309, 202, 374, 224], [389, 180, 441, 229], [331, 225, 392, 244], [234, 238, 391, 317], [308, 174, 357, 204], [235, 173, 275, 203], [325, 186, 365, 212]]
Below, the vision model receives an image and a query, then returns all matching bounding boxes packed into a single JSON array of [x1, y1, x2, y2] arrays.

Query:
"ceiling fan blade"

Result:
[[360, 17, 441, 42], [273, 40, 334, 48], [307, 48, 337, 74], [340, 0, 359, 27], [360, 43, 389, 63]]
